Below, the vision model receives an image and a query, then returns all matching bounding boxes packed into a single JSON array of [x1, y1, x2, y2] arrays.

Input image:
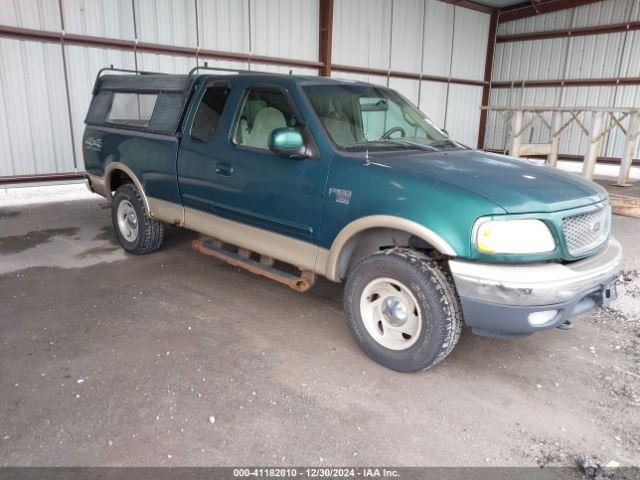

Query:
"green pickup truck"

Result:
[[84, 67, 621, 372]]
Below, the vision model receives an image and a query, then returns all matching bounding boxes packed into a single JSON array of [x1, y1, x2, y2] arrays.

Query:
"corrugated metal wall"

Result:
[[0, 0, 322, 177], [0, 0, 490, 177], [331, 0, 489, 147], [486, 0, 640, 160], [0, 38, 75, 176]]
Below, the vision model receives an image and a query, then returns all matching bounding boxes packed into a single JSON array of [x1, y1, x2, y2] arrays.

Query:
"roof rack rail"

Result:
[[188, 64, 244, 77], [92, 65, 171, 93], [187, 62, 274, 78], [96, 65, 167, 78], [182, 62, 287, 98], [94, 63, 291, 94]]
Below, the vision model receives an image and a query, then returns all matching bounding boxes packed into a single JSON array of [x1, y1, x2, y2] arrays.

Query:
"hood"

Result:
[[372, 150, 608, 214]]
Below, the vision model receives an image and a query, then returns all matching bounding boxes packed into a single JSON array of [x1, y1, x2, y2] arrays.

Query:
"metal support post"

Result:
[[616, 112, 640, 186], [510, 110, 524, 158], [582, 111, 605, 179], [547, 111, 562, 167]]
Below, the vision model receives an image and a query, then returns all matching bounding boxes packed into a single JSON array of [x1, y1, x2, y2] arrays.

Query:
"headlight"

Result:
[[474, 218, 555, 254]]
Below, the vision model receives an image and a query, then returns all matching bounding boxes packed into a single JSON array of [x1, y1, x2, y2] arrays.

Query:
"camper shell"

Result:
[[86, 68, 193, 135]]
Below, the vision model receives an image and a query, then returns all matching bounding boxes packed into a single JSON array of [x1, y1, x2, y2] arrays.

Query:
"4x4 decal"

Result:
[[84, 137, 103, 151]]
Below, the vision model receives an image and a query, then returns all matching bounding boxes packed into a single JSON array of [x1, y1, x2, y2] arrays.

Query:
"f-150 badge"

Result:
[[329, 188, 352, 205]]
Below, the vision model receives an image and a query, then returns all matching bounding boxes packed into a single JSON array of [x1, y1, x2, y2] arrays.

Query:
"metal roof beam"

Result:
[[0, 25, 323, 69], [491, 77, 640, 88], [530, 0, 542, 14], [330, 64, 485, 87], [498, 0, 604, 23], [438, 0, 497, 15], [497, 20, 640, 42]]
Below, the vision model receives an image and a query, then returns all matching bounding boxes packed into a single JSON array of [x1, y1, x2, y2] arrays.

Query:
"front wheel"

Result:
[[344, 248, 462, 372], [111, 184, 165, 255]]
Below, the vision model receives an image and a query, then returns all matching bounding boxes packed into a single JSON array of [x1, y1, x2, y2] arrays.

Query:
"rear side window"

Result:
[[107, 93, 157, 127], [191, 86, 230, 142]]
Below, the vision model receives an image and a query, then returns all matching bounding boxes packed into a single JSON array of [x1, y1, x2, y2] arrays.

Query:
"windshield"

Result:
[[303, 84, 466, 152]]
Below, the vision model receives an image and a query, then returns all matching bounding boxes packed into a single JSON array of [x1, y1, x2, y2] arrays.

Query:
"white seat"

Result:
[[244, 107, 287, 149], [323, 116, 356, 146]]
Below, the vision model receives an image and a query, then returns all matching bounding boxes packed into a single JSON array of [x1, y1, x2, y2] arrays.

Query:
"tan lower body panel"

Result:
[[147, 199, 329, 276], [184, 206, 326, 274], [87, 174, 108, 198], [148, 197, 185, 226], [90, 172, 327, 276]]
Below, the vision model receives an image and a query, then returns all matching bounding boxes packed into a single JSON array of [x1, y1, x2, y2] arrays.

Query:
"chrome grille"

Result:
[[562, 204, 611, 256]]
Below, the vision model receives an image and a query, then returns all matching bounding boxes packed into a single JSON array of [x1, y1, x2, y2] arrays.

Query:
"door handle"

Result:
[[214, 162, 234, 176]]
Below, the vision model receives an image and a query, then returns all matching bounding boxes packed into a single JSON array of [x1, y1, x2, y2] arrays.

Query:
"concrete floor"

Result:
[[0, 197, 639, 467]]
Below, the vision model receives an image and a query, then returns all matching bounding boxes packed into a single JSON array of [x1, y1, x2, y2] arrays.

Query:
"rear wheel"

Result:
[[111, 184, 164, 254], [344, 248, 462, 372]]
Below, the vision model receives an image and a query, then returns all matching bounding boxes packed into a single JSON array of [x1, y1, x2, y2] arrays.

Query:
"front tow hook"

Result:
[[557, 320, 573, 331]]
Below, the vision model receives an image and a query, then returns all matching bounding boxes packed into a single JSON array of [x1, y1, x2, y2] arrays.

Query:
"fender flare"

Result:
[[104, 162, 151, 217], [323, 215, 457, 281]]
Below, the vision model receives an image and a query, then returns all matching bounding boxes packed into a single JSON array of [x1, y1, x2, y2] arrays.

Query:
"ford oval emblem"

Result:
[[591, 221, 601, 233]]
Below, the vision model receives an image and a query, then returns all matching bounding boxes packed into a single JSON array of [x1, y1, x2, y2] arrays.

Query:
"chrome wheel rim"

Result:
[[359, 277, 422, 350], [116, 199, 138, 242]]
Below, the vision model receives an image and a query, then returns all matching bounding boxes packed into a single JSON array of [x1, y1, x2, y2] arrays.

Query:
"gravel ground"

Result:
[[0, 197, 638, 468]]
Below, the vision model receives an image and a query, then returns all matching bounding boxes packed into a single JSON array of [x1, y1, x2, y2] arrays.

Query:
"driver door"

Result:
[[190, 83, 330, 244]]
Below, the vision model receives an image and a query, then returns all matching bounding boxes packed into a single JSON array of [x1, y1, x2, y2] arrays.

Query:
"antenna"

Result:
[[363, 21, 371, 166]]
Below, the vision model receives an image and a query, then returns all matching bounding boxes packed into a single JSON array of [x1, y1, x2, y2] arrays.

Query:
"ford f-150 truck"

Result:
[[84, 67, 621, 372]]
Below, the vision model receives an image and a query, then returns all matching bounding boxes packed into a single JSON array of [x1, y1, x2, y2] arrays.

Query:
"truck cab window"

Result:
[[234, 88, 302, 150], [191, 86, 230, 143], [303, 84, 452, 151]]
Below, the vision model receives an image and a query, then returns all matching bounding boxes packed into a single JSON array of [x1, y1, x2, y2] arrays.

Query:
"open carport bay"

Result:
[[0, 196, 639, 467]]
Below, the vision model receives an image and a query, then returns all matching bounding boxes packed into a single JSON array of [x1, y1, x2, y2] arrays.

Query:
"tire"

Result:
[[111, 184, 165, 255], [344, 248, 462, 372]]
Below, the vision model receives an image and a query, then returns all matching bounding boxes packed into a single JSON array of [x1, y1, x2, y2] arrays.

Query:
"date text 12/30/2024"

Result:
[[233, 468, 400, 478]]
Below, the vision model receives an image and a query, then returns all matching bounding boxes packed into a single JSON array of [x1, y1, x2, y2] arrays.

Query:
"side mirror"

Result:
[[268, 127, 307, 158]]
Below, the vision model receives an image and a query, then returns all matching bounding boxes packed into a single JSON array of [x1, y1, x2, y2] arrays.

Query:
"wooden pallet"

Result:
[[193, 237, 316, 292], [594, 179, 640, 219], [610, 194, 640, 219]]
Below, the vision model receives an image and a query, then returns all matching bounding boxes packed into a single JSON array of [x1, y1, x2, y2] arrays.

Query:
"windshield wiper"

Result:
[[343, 140, 419, 151], [383, 139, 439, 152], [426, 139, 468, 150], [343, 138, 467, 152]]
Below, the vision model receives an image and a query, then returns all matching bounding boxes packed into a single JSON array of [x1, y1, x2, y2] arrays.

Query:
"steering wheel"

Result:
[[381, 126, 406, 140]]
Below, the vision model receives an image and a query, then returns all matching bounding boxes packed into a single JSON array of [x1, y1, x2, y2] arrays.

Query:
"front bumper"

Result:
[[449, 238, 622, 338]]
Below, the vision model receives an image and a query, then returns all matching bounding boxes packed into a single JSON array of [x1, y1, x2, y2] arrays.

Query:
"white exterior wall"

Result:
[[0, 0, 490, 177], [331, 0, 490, 147], [62, 0, 136, 40], [63, 45, 137, 177], [197, 0, 250, 54], [486, 0, 640, 163], [134, 0, 198, 47], [0, 0, 62, 31], [0, 38, 75, 176]]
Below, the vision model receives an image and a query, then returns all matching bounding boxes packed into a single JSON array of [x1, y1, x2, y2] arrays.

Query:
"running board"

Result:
[[192, 237, 316, 292]]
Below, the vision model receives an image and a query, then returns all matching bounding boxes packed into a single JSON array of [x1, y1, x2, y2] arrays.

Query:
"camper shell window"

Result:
[[107, 93, 158, 127], [85, 73, 191, 135]]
